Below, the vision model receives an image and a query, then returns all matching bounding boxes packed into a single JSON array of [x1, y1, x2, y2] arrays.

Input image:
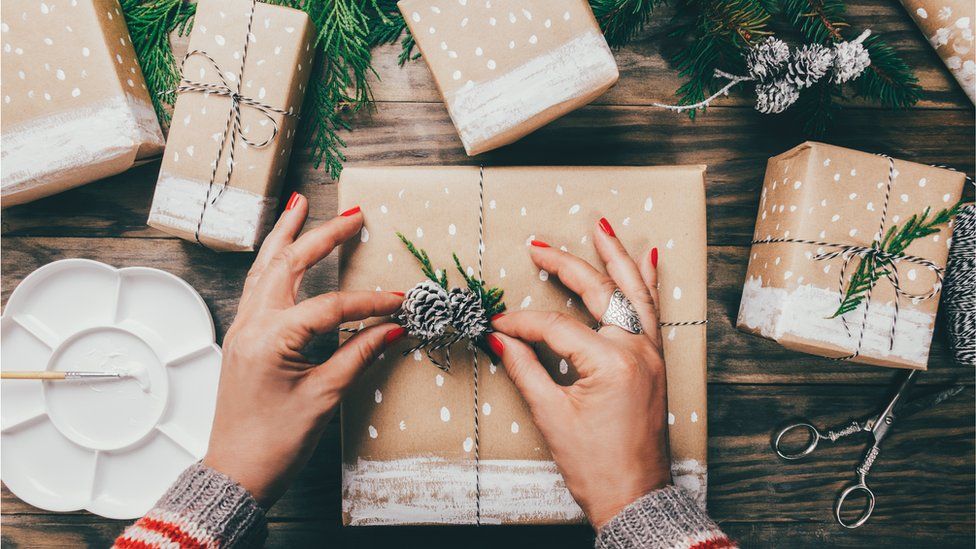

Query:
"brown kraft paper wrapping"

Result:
[[1, 0, 164, 207], [398, 0, 619, 156], [147, 0, 314, 251], [737, 142, 966, 370], [899, 0, 974, 104], [338, 166, 708, 525]]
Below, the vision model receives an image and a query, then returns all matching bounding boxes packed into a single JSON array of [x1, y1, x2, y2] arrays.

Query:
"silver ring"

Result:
[[599, 289, 644, 334]]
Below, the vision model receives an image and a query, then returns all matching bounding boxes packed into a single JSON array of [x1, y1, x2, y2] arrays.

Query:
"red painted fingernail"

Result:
[[491, 313, 506, 322], [651, 247, 659, 268], [390, 291, 405, 297], [285, 192, 301, 211], [340, 205, 361, 217], [530, 240, 550, 248], [486, 333, 504, 356], [384, 326, 406, 345], [598, 217, 615, 237]]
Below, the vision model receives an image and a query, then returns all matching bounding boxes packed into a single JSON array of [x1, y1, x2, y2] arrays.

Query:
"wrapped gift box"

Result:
[[1, 0, 164, 207], [737, 142, 967, 369], [147, 0, 314, 251], [338, 165, 708, 525], [399, 0, 619, 156], [900, 0, 975, 104]]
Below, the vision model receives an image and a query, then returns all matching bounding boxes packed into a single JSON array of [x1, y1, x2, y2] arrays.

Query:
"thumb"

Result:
[[486, 332, 563, 413], [308, 323, 404, 399]]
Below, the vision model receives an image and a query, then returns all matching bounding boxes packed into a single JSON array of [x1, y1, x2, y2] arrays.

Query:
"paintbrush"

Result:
[[1, 371, 130, 380]]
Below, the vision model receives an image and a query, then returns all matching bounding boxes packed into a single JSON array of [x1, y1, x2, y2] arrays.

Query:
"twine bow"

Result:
[[170, 0, 298, 247], [751, 155, 950, 360]]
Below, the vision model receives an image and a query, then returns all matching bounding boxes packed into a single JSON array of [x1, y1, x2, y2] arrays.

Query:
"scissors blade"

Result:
[[895, 384, 967, 420]]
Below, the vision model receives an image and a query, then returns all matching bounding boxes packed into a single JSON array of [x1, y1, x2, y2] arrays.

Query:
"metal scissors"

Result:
[[772, 370, 965, 529]]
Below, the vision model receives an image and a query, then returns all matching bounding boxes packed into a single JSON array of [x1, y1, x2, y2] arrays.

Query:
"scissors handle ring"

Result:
[[774, 422, 822, 460], [835, 482, 876, 529]]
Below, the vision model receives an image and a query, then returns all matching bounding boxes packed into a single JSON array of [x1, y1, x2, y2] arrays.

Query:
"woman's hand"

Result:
[[202, 195, 405, 508], [487, 218, 670, 529]]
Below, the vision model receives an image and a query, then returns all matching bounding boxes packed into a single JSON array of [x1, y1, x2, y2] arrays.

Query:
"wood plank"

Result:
[[3, 384, 972, 545], [1, 237, 970, 384], [363, 0, 973, 109], [3, 105, 973, 246]]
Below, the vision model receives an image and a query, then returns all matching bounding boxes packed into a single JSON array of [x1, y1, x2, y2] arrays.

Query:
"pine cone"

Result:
[[448, 288, 490, 339], [785, 44, 834, 89], [746, 38, 791, 82], [755, 79, 800, 114], [397, 280, 451, 339], [831, 39, 871, 84]]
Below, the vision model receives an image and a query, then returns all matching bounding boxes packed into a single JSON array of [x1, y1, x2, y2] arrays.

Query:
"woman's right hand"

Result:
[[487, 218, 672, 529]]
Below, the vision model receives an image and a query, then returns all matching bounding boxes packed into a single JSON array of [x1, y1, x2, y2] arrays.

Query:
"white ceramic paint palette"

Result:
[[1, 259, 221, 519]]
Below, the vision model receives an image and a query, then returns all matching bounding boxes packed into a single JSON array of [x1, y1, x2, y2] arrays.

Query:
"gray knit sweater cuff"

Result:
[[151, 462, 267, 547], [595, 486, 733, 549]]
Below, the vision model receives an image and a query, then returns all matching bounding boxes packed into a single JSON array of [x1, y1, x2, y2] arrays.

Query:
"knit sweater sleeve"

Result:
[[113, 462, 267, 548], [595, 486, 736, 549]]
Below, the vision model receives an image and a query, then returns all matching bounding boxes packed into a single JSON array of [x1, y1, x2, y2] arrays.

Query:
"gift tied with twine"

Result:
[[751, 155, 971, 361], [167, 0, 298, 248], [342, 167, 706, 524]]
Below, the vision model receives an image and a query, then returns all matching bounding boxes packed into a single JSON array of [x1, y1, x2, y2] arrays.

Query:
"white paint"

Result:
[[520, 296, 532, 309], [2, 94, 163, 200], [435, 374, 444, 387], [559, 359, 568, 374], [360, 227, 370, 242], [668, 412, 675, 425], [673, 287, 682, 300], [737, 276, 935, 367], [482, 402, 491, 415], [440, 407, 451, 422], [568, 204, 580, 214], [510, 421, 519, 433], [447, 30, 616, 155], [368, 425, 378, 439], [671, 458, 708, 508], [539, 269, 548, 281], [643, 196, 654, 211], [374, 389, 382, 403], [463, 437, 474, 452], [399, 421, 407, 431]]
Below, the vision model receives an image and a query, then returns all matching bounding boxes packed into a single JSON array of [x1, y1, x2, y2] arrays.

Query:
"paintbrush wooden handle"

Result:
[[1, 371, 68, 380]]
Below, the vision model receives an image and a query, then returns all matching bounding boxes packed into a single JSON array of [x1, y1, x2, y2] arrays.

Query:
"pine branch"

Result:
[[120, 0, 196, 126], [397, 233, 448, 289], [453, 254, 506, 318], [830, 203, 961, 317], [591, 0, 662, 47], [792, 78, 841, 135]]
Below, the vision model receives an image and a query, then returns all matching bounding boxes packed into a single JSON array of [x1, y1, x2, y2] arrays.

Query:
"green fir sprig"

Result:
[[396, 233, 506, 318], [831, 203, 962, 317], [591, 0, 663, 47]]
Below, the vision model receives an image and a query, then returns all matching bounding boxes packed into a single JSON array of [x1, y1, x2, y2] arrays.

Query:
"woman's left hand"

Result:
[[202, 194, 405, 507]]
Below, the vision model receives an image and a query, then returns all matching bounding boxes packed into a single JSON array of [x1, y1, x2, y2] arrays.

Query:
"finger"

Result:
[[492, 311, 614, 375], [255, 206, 364, 304], [241, 192, 307, 305], [637, 246, 662, 321], [592, 217, 660, 333], [284, 290, 404, 336], [486, 332, 563, 411], [307, 322, 403, 401], [528, 242, 616, 321]]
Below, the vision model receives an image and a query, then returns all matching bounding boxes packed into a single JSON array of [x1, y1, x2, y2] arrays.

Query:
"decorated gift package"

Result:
[[900, 0, 975, 104], [338, 166, 708, 525], [147, 0, 315, 251], [1, 0, 165, 208], [398, 0, 619, 156], [737, 142, 967, 370]]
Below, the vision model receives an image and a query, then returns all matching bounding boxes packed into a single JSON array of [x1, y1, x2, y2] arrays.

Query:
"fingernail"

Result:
[[384, 326, 406, 345], [530, 239, 550, 248], [340, 205, 361, 217], [390, 291, 405, 297], [491, 313, 506, 322], [285, 192, 301, 211], [651, 247, 659, 268], [598, 217, 615, 237], [486, 333, 504, 356]]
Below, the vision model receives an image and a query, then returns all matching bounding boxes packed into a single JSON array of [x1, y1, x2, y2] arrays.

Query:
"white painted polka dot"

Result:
[[489, 199, 496, 209], [71, 87, 80, 97], [360, 227, 370, 242], [907, 269, 917, 281], [784, 271, 793, 280], [564, 11, 571, 20], [374, 389, 382, 403], [849, 193, 857, 200], [666, 239, 675, 249], [411, 11, 421, 21], [943, 193, 951, 202], [559, 359, 569, 374], [668, 413, 676, 425], [644, 197, 654, 211], [834, 173, 841, 181], [555, 184, 563, 195], [435, 374, 444, 387], [475, 46, 483, 56], [487, 59, 496, 69], [668, 327, 677, 341], [539, 269, 549, 281], [793, 180, 802, 189], [691, 412, 699, 423], [568, 204, 580, 215], [900, 194, 909, 202], [416, 227, 424, 238], [673, 287, 682, 300], [511, 421, 520, 433], [499, 268, 506, 278], [440, 407, 451, 422], [831, 214, 841, 222], [215, 34, 226, 46], [528, 34, 538, 44], [482, 402, 492, 415], [918, 178, 927, 187], [520, 295, 532, 309], [463, 437, 474, 452], [368, 425, 378, 438], [849, 228, 858, 237], [399, 421, 407, 431], [452, 70, 461, 80]]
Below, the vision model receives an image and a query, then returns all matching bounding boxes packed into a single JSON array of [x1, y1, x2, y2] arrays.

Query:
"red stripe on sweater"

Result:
[[118, 516, 210, 549], [689, 536, 737, 549], [114, 538, 161, 549]]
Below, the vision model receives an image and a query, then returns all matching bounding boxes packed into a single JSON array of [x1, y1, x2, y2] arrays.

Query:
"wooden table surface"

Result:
[[2, 2, 974, 546]]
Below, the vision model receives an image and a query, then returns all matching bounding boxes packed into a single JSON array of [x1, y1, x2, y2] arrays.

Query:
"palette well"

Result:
[[1, 259, 221, 519]]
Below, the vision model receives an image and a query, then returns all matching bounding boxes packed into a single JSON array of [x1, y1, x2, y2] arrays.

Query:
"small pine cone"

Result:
[[396, 280, 451, 339], [755, 79, 800, 114], [448, 288, 490, 339], [746, 37, 791, 82], [785, 44, 834, 89], [831, 39, 871, 84]]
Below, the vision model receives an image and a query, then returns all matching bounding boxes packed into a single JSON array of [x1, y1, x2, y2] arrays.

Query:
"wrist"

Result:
[[202, 452, 275, 509], [585, 472, 671, 529]]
